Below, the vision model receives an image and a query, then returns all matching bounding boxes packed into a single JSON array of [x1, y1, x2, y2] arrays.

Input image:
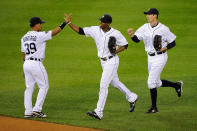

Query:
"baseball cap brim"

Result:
[[144, 12, 150, 14]]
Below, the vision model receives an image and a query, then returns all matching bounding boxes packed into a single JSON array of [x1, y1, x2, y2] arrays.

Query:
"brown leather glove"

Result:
[[154, 35, 162, 51], [108, 36, 116, 54]]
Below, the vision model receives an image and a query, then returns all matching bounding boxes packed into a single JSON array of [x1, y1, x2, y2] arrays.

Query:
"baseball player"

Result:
[[21, 15, 71, 118], [65, 14, 138, 120], [128, 8, 183, 113]]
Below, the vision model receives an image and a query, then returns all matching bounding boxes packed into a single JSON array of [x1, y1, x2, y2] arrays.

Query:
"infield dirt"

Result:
[[0, 116, 103, 131]]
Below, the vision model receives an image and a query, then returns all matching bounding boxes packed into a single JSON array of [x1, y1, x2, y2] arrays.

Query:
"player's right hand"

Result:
[[128, 28, 134, 37], [64, 13, 72, 23]]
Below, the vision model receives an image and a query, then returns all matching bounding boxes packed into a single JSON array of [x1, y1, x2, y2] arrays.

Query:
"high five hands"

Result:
[[64, 13, 72, 23]]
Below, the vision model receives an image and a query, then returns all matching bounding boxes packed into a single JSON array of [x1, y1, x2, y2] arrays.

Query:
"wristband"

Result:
[[59, 22, 67, 29]]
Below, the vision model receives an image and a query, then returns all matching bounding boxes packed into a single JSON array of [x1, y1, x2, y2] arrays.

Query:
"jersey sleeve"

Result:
[[116, 31, 128, 46], [164, 27, 176, 43], [39, 31, 52, 42], [134, 24, 145, 40], [83, 26, 96, 37]]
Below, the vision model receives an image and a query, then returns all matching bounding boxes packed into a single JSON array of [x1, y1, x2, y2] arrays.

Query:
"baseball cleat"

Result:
[[176, 80, 183, 97], [129, 98, 138, 112], [146, 107, 158, 114], [24, 114, 35, 118], [87, 111, 101, 120], [32, 111, 47, 118]]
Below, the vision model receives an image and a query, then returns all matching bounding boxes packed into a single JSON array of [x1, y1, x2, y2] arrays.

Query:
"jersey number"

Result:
[[25, 43, 37, 55]]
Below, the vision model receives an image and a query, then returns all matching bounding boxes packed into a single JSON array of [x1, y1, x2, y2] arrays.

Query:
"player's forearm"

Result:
[[160, 41, 176, 52], [68, 23, 80, 33], [115, 46, 126, 54], [52, 21, 69, 36], [160, 47, 168, 52], [166, 41, 176, 50], [52, 27, 62, 36], [131, 35, 140, 43], [22, 52, 25, 61]]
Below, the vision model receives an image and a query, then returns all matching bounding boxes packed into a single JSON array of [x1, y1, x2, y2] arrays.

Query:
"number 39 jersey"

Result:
[[21, 31, 52, 60]]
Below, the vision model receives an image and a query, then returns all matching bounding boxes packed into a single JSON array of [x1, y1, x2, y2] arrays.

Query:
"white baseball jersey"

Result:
[[21, 31, 52, 60], [83, 26, 128, 58], [134, 22, 176, 53]]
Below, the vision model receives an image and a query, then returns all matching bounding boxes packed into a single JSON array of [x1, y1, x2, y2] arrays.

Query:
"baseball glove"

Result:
[[153, 35, 162, 51], [108, 36, 116, 54]]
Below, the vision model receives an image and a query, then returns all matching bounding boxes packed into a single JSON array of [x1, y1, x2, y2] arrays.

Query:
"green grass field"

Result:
[[0, 0, 197, 130]]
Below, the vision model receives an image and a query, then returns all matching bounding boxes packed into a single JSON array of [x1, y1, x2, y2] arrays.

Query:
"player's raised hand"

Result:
[[64, 13, 72, 23], [128, 28, 134, 38]]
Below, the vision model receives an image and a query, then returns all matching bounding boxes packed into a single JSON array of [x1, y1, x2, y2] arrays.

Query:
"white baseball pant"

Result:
[[147, 53, 168, 89], [94, 55, 138, 118], [23, 60, 49, 115]]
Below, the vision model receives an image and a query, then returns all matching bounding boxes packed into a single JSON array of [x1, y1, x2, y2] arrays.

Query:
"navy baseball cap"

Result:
[[30, 17, 45, 27], [144, 8, 159, 15], [99, 14, 112, 23]]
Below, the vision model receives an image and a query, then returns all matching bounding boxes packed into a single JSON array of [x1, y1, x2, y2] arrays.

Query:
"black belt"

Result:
[[29, 58, 41, 61], [148, 51, 166, 56], [100, 56, 114, 61]]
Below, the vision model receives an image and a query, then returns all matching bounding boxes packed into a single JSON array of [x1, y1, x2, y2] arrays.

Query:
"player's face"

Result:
[[34, 23, 42, 31], [146, 14, 157, 23], [99, 21, 110, 29], [37, 23, 42, 31]]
